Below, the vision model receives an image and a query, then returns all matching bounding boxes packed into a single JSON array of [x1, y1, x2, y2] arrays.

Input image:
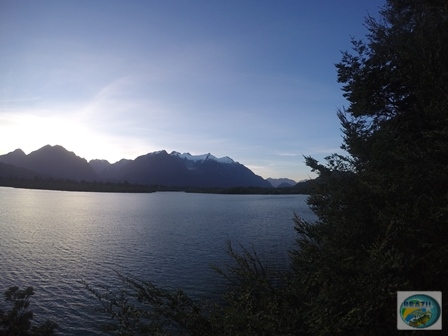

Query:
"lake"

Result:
[[0, 187, 316, 335]]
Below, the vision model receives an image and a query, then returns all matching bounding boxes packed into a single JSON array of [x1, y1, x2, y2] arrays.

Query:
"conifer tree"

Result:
[[293, 0, 448, 333]]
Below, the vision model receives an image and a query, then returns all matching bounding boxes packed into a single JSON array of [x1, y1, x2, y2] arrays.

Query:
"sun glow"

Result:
[[0, 112, 122, 162]]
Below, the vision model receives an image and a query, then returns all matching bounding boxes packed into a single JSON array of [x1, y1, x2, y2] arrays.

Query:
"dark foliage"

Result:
[[293, 0, 448, 333], [85, 242, 306, 336], [0, 177, 313, 195], [0, 287, 57, 336], [0, 177, 158, 193], [84, 274, 211, 335]]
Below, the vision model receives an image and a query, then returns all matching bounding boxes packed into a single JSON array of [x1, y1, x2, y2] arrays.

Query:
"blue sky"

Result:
[[0, 0, 384, 181]]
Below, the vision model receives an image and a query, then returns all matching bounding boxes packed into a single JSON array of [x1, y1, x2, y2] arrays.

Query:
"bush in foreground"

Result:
[[0, 286, 57, 336], [84, 241, 305, 336]]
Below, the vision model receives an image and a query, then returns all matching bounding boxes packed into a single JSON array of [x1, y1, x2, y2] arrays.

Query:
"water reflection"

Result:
[[0, 187, 316, 335]]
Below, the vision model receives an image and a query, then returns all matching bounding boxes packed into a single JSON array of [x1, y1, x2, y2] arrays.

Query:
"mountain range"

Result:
[[0, 145, 282, 189], [266, 177, 297, 188]]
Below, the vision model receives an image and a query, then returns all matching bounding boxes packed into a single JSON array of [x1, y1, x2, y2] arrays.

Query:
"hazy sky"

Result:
[[0, 0, 384, 181]]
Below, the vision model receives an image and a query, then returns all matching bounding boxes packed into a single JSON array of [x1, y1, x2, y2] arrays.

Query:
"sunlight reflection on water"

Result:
[[0, 187, 316, 335]]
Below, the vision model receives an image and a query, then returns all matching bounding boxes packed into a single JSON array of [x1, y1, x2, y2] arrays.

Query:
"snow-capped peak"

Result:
[[170, 151, 235, 164]]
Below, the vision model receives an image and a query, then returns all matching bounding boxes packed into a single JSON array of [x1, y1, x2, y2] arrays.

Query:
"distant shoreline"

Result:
[[0, 177, 312, 195]]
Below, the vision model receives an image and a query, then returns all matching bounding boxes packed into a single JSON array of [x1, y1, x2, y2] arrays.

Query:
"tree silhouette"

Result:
[[0, 287, 57, 336]]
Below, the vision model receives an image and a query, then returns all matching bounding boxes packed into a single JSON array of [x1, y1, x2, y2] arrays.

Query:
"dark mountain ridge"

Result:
[[0, 162, 47, 180], [0, 148, 26, 166], [0, 145, 271, 188], [266, 177, 297, 188], [92, 150, 271, 188], [0, 145, 98, 181]]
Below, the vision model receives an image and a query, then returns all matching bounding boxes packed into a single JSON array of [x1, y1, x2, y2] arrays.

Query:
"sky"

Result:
[[0, 0, 385, 182]]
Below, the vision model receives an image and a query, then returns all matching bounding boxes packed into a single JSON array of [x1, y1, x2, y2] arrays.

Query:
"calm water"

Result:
[[0, 187, 316, 335]]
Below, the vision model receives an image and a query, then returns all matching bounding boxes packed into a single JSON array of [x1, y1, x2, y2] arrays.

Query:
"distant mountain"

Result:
[[0, 145, 98, 181], [266, 177, 297, 188], [0, 145, 272, 188], [276, 182, 293, 188], [89, 159, 111, 175], [91, 150, 271, 188], [0, 148, 26, 166], [91, 159, 132, 181], [171, 151, 235, 164], [0, 162, 45, 179]]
